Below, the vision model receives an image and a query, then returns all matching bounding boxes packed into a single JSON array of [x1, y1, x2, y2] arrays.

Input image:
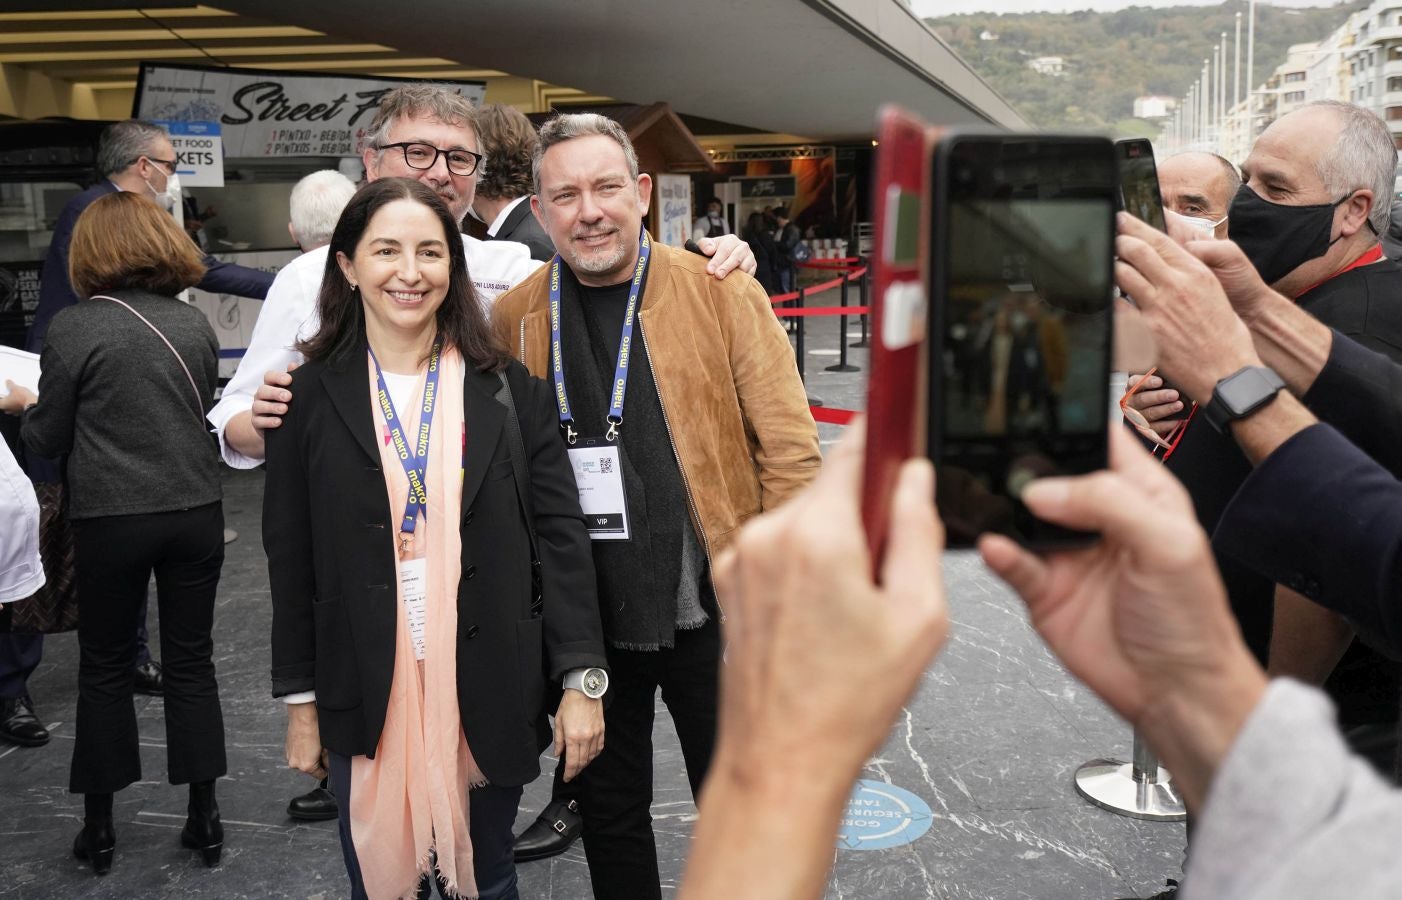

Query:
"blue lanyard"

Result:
[[548, 230, 651, 444], [370, 337, 443, 552]]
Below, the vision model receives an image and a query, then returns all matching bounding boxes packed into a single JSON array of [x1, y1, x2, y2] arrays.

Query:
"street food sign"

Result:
[[135, 62, 485, 159]]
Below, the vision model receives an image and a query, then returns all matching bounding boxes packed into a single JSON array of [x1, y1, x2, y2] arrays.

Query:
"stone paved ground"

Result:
[[0, 288, 1184, 898]]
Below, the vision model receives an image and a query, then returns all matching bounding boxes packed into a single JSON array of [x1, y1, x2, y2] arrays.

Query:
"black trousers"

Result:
[[69, 503, 227, 794], [579, 617, 720, 900], [328, 751, 522, 900]]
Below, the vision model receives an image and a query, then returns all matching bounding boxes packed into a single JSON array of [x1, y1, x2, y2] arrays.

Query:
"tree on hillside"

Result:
[[928, 0, 1367, 136]]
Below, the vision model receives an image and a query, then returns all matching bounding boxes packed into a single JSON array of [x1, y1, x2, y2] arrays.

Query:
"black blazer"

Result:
[[493, 199, 555, 262], [27, 181, 275, 353], [264, 353, 606, 787]]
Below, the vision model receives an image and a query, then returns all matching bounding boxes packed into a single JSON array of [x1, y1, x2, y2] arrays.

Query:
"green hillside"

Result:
[[926, 1, 1367, 136]]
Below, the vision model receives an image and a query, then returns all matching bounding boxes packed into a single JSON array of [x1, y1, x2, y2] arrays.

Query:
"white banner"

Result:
[[158, 120, 224, 187], [136, 63, 485, 159], [655, 174, 692, 247]]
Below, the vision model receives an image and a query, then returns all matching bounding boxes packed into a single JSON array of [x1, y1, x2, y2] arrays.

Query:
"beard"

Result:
[[566, 229, 629, 278]]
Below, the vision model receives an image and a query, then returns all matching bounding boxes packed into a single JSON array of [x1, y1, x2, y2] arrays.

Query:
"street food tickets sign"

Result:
[[135, 62, 485, 159]]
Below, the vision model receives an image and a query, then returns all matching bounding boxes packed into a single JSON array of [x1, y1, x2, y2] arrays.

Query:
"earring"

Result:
[[349, 282, 358, 292]]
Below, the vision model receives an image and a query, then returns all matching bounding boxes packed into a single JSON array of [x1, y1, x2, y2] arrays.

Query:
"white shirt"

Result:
[[692, 213, 730, 242], [208, 235, 542, 469], [486, 196, 531, 239], [0, 439, 44, 604]]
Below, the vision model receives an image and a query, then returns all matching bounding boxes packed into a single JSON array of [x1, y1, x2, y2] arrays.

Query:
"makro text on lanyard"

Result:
[[548, 230, 651, 444], [371, 337, 443, 554]]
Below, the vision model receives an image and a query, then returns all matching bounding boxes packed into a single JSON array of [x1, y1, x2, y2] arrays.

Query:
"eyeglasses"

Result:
[[377, 142, 483, 177], [1120, 367, 1175, 451], [139, 156, 177, 175]]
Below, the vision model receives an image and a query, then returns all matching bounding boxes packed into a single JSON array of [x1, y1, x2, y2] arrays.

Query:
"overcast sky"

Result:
[[909, 0, 1341, 15]]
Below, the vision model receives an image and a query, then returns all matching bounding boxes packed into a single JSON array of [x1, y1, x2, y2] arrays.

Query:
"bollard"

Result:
[[1073, 372, 1185, 822], [851, 265, 870, 348], [1073, 731, 1186, 822], [825, 272, 860, 373]]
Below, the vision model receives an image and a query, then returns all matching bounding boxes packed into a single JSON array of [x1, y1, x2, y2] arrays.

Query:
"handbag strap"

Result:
[[92, 294, 205, 423], [494, 369, 542, 612]]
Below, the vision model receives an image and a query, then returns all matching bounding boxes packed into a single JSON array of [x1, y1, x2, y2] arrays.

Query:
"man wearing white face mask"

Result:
[[0, 121, 276, 748], [25, 120, 274, 355], [1158, 151, 1238, 239]]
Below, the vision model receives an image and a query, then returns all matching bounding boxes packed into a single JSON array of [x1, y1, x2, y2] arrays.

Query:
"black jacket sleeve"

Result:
[[511, 363, 607, 679], [1213, 423, 1402, 658], [263, 367, 319, 696], [1300, 330, 1402, 479], [198, 257, 275, 301]]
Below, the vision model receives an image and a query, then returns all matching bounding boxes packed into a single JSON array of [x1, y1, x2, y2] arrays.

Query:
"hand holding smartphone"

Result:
[[863, 117, 1118, 554]]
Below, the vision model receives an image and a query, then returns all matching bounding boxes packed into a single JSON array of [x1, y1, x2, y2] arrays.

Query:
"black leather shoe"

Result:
[[181, 780, 223, 867], [287, 778, 339, 821], [0, 696, 49, 747], [73, 818, 116, 875], [133, 661, 164, 697], [513, 799, 583, 862]]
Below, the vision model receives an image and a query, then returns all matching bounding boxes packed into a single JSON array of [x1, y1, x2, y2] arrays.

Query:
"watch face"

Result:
[[584, 672, 604, 694], [1220, 369, 1272, 414]]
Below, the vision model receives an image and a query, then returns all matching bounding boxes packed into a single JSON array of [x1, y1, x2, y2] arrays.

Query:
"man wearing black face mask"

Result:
[[1118, 98, 1402, 900]]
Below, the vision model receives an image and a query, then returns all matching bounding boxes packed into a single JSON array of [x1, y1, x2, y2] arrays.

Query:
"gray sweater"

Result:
[[1185, 679, 1402, 899], [21, 288, 221, 519]]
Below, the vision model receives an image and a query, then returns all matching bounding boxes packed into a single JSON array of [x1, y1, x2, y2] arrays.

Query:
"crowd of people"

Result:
[[6, 79, 1402, 900]]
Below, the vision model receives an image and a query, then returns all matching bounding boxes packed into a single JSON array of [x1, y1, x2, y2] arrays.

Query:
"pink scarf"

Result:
[[350, 347, 484, 900]]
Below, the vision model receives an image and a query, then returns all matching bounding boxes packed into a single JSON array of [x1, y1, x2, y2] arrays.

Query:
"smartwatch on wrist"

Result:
[[1203, 365, 1285, 434], [564, 667, 609, 699]]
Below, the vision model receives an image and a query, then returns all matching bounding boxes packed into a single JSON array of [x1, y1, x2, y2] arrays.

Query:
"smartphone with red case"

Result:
[[861, 107, 935, 570]]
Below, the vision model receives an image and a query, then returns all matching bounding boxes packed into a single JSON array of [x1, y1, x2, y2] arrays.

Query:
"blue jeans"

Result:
[[328, 751, 522, 900]]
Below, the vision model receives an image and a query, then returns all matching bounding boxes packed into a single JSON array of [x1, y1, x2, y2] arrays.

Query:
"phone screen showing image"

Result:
[[1116, 138, 1167, 232], [929, 135, 1116, 548]]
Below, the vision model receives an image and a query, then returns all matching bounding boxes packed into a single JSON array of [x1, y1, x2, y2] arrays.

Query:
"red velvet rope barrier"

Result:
[[797, 257, 863, 269], [769, 267, 869, 305], [773, 305, 870, 317]]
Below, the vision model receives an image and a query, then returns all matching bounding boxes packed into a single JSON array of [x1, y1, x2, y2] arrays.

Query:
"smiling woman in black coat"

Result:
[[263, 178, 607, 900]]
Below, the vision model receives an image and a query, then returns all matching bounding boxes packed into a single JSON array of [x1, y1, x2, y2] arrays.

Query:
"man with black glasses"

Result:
[[208, 84, 756, 831]]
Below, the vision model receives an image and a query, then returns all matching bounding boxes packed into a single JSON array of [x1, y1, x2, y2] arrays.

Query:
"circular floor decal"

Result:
[[836, 779, 934, 851]]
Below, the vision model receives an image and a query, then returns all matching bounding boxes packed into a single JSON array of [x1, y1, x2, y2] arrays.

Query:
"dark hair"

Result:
[[475, 103, 538, 202], [774, 206, 790, 219], [69, 192, 206, 298], [706, 196, 722, 207], [297, 177, 509, 372]]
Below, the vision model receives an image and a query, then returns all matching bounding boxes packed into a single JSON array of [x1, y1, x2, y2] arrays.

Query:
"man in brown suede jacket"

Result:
[[492, 112, 819, 900]]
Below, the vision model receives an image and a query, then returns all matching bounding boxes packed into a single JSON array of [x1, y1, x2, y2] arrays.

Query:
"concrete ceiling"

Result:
[[203, 0, 1028, 140], [0, 0, 1026, 138]]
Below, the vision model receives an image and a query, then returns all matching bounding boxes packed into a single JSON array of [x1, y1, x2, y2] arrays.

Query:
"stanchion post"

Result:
[[851, 264, 870, 348], [1074, 378, 1187, 822], [795, 285, 807, 382], [825, 271, 860, 373]]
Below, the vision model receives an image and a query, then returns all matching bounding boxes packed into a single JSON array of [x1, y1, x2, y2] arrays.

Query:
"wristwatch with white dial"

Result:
[[563, 667, 609, 699]]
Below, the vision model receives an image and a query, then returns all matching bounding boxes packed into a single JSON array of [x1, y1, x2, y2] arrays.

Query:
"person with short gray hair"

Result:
[[497, 111, 820, 899], [26, 119, 275, 354], [532, 113, 639, 196], [3, 119, 276, 750], [287, 169, 357, 252], [93, 119, 169, 180], [1124, 98, 1402, 900], [1308, 99, 1397, 235]]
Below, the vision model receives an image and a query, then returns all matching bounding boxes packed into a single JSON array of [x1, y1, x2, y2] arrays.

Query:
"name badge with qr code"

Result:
[[567, 442, 630, 541]]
